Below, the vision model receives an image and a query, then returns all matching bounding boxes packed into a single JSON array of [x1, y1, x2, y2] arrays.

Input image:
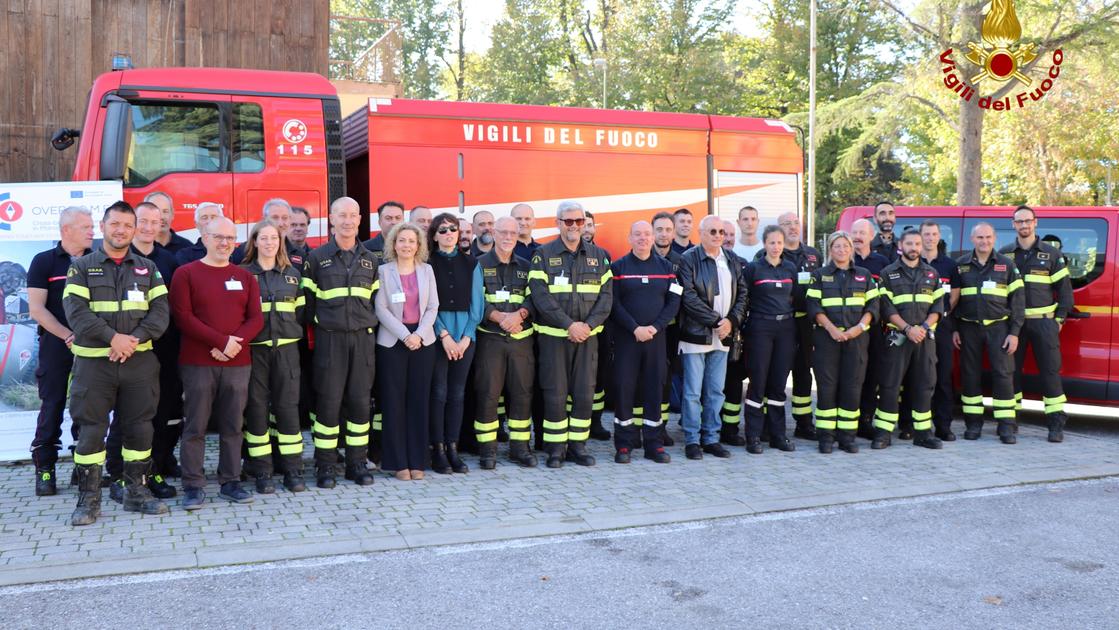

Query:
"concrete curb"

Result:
[[4, 467, 1117, 588]]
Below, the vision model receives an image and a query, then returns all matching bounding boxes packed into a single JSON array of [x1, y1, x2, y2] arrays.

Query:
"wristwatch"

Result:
[[860, 322, 870, 332]]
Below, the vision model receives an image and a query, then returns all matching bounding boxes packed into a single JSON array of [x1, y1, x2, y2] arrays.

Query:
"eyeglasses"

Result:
[[1012, 218, 1036, 225], [208, 235, 237, 243], [708, 229, 725, 236], [560, 218, 586, 227], [436, 225, 459, 234], [778, 221, 797, 227]]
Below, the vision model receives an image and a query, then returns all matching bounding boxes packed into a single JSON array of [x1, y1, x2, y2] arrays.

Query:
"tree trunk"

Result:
[[455, 0, 465, 100], [957, 100, 984, 205]]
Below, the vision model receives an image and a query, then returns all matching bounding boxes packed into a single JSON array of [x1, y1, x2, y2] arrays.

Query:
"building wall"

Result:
[[1, 0, 329, 184]]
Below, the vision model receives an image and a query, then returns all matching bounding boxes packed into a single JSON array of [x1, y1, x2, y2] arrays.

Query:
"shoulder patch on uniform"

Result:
[[807, 255, 817, 262], [290, 255, 303, 266], [548, 257, 563, 266], [67, 266, 78, 277], [994, 264, 1007, 272], [483, 268, 497, 277], [88, 267, 104, 276], [135, 267, 149, 276], [888, 272, 901, 280], [319, 258, 333, 268], [285, 275, 298, 285], [927, 271, 936, 278], [958, 265, 970, 273], [854, 275, 866, 282], [1005, 252, 1016, 259], [586, 257, 598, 267], [516, 270, 527, 279], [1038, 252, 1051, 261], [360, 258, 373, 270], [821, 275, 833, 282]]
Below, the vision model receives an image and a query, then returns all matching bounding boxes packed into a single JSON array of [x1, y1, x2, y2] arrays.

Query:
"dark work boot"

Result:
[[507, 441, 537, 468], [817, 430, 835, 454], [837, 432, 859, 454], [871, 428, 892, 450], [913, 430, 943, 450], [998, 422, 1017, 445], [430, 443, 453, 475], [479, 443, 498, 470], [963, 421, 982, 440], [109, 478, 125, 504], [546, 444, 566, 469], [793, 420, 817, 441], [282, 469, 307, 492], [35, 467, 58, 496], [1047, 414, 1067, 443], [566, 441, 596, 466], [147, 473, 177, 499], [857, 419, 876, 440], [447, 442, 469, 473], [255, 475, 277, 494], [122, 460, 170, 516], [316, 464, 336, 489], [720, 424, 746, 447], [345, 447, 374, 485], [496, 424, 510, 443], [614, 447, 631, 464], [71, 464, 103, 526]]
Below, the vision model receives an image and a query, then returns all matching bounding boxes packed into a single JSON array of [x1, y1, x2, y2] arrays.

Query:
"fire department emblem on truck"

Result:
[[282, 119, 308, 144], [937, 0, 1063, 112]]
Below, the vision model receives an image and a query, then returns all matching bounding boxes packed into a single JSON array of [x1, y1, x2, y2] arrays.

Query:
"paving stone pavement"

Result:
[[2, 413, 1118, 586]]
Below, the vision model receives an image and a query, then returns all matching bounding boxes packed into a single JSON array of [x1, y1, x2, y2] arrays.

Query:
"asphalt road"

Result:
[[1, 478, 1115, 629]]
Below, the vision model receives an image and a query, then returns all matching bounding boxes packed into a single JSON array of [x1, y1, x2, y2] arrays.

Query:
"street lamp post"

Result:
[[593, 56, 607, 109]]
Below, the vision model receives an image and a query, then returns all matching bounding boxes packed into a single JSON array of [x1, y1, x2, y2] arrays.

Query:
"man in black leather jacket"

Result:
[[675, 215, 748, 460]]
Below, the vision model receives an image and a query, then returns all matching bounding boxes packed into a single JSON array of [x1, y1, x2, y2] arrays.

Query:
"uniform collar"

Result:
[[91, 246, 140, 265], [55, 242, 91, 258]]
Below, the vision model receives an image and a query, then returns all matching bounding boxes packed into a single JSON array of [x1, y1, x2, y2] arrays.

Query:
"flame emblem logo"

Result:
[[963, 0, 1038, 85]]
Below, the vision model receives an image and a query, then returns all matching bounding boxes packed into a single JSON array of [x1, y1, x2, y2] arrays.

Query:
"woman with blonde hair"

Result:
[[240, 219, 307, 492], [375, 222, 440, 480]]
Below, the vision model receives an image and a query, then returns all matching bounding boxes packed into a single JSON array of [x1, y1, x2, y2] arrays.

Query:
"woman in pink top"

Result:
[[374, 223, 440, 480]]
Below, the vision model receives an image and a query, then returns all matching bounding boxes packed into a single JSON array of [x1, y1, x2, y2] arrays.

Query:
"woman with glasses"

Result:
[[426, 213, 484, 474], [375, 223, 440, 480], [741, 225, 799, 454], [805, 231, 878, 454], [240, 219, 307, 491]]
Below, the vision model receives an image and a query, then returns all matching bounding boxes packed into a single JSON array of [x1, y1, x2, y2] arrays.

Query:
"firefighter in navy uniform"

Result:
[[806, 232, 879, 454], [1000, 205, 1074, 442], [609, 221, 681, 464], [919, 221, 962, 441], [761, 212, 822, 440], [63, 201, 170, 526], [302, 197, 380, 487], [474, 217, 538, 469], [241, 219, 308, 493], [953, 222, 1025, 443], [528, 201, 613, 468], [872, 230, 945, 450]]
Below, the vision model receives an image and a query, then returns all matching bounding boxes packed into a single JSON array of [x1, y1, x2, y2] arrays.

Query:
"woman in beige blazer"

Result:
[[375, 222, 440, 480]]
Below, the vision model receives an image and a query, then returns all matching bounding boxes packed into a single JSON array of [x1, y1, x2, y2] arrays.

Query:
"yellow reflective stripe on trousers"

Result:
[[71, 341, 153, 357], [1043, 394, 1067, 413], [74, 450, 107, 465], [276, 432, 304, 455], [313, 421, 340, 435], [568, 417, 591, 440], [120, 447, 152, 462]]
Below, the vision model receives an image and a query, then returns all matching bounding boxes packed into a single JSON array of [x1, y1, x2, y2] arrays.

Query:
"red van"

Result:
[[837, 206, 1116, 404]]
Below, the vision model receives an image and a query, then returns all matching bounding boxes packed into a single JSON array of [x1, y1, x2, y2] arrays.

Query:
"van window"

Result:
[[962, 217, 1108, 290], [894, 216, 962, 257], [124, 102, 221, 186], [232, 103, 265, 173]]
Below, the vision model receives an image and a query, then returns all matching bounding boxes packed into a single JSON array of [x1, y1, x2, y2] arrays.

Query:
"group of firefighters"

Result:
[[25, 193, 1072, 526]]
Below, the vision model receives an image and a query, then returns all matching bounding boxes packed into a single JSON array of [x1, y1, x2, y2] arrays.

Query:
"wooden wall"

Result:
[[1, 0, 329, 184]]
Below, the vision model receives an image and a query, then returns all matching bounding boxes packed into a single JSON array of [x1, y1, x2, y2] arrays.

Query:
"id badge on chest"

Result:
[[226, 279, 243, 291], [127, 287, 145, 302], [391, 291, 407, 304], [982, 280, 996, 290], [798, 271, 810, 283], [554, 275, 570, 287], [495, 290, 511, 302]]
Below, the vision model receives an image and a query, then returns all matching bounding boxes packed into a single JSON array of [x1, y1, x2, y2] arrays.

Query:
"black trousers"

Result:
[[180, 364, 251, 489], [244, 343, 302, 477], [931, 317, 956, 432], [859, 326, 885, 423], [744, 317, 795, 439], [721, 345, 748, 433], [312, 329, 375, 467], [431, 341, 476, 444], [958, 319, 1017, 433], [474, 333, 534, 443], [378, 340, 436, 471], [812, 327, 868, 438], [30, 333, 79, 468], [791, 315, 814, 425], [538, 334, 598, 445], [297, 336, 315, 430], [591, 327, 613, 426], [1013, 317, 1066, 420], [876, 334, 936, 432], [611, 330, 667, 451], [70, 353, 158, 470]]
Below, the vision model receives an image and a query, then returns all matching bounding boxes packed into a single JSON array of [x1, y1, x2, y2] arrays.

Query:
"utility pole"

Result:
[[807, 0, 818, 246]]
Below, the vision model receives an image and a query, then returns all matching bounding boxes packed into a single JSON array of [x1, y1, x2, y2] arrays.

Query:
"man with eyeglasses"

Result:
[[171, 216, 264, 509], [677, 215, 747, 460], [529, 201, 613, 467], [758, 211, 822, 441], [999, 205, 1073, 442]]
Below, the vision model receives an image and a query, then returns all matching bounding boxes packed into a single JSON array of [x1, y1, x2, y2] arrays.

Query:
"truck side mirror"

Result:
[[99, 96, 132, 181], [51, 128, 80, 151]]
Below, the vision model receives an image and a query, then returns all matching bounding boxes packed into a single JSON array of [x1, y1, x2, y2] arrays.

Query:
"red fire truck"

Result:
[[59, 67, 804, 257], [838, 205, 1117, 404]]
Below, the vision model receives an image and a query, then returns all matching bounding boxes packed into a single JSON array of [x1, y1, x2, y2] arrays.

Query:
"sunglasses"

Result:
[[436, 225, 459, 234], [708, 229, 726, 236], [560, 218, 586, 227]]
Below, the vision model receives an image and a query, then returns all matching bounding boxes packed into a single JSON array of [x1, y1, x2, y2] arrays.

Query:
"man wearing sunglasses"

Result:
[[528, 201, 614, 468]]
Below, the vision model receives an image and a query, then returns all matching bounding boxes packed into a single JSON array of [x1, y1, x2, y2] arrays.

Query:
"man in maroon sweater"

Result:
[[170, 217, 263, 509]]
